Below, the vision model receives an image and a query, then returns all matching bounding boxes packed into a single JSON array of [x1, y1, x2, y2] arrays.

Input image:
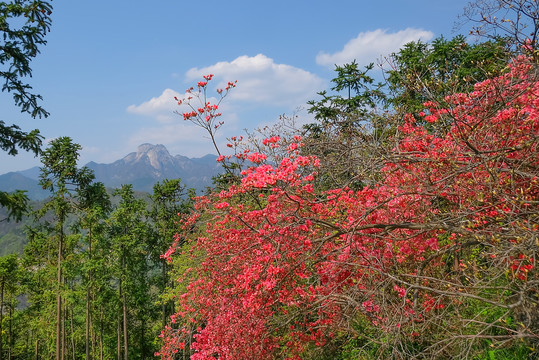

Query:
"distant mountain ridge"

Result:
[[0, 144, 222, 199]]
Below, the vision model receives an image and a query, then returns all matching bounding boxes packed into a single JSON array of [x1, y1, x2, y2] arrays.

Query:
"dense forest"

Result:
[[1, 0, 538, 359]]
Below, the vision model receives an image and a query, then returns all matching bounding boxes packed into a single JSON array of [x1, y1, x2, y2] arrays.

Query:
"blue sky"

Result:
[[1, 0, 473, 173]]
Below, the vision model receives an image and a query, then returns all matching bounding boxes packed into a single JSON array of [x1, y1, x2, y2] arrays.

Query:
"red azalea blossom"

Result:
[[161, 56, 539, 360]]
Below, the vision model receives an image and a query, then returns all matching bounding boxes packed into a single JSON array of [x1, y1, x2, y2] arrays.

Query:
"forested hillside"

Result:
[[1, 137, 193, 358], [1, 1, 538, 359]]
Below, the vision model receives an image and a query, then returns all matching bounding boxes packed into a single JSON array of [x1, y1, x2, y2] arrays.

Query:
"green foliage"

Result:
[[0, 188, 28, 221], [0, 252, 18, 283], [148, 178, 193, 328], [39, 137, 94, 195], [0, 120, 43, 156], [12, 168, 181, 358], [0, 0, 52, 224], [0, 0, 53, 119], [386, 35, 511, 117], [0, 120, 42, 221], [304, 60, 394, 190], [149, 178, 191, 248], [107, 184, 160, 358], [303, 36, 513, 192], [307, 61, 385, 128], [0, 253, 20, 359]]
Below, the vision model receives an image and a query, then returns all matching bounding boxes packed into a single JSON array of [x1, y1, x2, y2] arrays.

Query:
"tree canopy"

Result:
[[0, 0, 53, 221]]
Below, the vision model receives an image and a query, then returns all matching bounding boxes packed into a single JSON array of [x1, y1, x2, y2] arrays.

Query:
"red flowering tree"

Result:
[[159, 56, 538, 359], [174, 74, 237, 157]]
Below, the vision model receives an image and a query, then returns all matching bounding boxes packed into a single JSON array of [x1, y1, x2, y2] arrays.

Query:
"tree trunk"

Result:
[[122, 284, 128, 360], [121, 249, 128, 360], [99, 305, 104, 360], [8, 299, 12, 360], [56, 235, 63, 360], [86, 229, 92, 360], [86, 288, 90, 360], [141, 317, 145, 360], [92, 316, 96, 360], [117, 313, 121, 360], [70, 308, 75, 360], [62, 303, 66, 360], [1, 279, 4, 360], [162, 261, 167, 329]]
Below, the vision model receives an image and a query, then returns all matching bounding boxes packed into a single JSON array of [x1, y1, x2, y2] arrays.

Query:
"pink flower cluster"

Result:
[[160, 57, 538, 360]]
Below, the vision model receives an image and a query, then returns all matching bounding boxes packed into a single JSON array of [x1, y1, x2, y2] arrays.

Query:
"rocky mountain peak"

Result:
[[124, 143, 173, 170], [2, 144, 221, 196], [136, 143, 168, 156]]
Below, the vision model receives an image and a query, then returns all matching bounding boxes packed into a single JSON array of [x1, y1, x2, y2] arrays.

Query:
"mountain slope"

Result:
[[0, 144, 223, 199], [87, 143, 221, 193], [0, 171, 49, 200]]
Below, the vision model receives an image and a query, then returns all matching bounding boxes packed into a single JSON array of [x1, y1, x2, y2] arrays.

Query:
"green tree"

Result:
[[307, 61, 385, 127], [108, 185, 153, 360], [0, 253, 18, 359], [0, 0, 53, 221], [74, 181, 111, 360], [148, 179, 192, 329], [386, 35, 510, 119], [19, 226, 57, 358], [303, 36, 513, 190], [0, 0, 52, 118], [305, 61, 391, 190], [38, 137, 95, 360], [0, 188, 28, 222]]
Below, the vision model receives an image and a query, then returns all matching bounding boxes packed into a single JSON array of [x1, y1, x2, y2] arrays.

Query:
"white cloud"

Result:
[[185, 54, 326, 107], [127, 88, 183, 123], [126, 55, 325, 134], [316, 28, 434, 67], [114, 53, 324, 162], [129, 123, 204, 148]]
